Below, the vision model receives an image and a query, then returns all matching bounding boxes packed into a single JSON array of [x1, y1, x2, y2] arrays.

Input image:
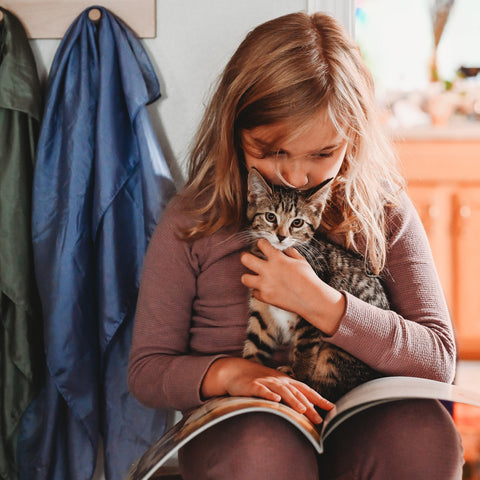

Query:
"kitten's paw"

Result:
[[243, 354, 264, 365], [277, 365, 296, 377]]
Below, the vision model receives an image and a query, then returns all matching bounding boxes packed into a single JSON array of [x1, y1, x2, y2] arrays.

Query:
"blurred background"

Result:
[[356, 0, 480, 130], [356, 2, 480, 478]]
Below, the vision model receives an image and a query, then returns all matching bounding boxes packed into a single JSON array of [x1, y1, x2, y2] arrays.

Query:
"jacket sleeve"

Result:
[[325, 191, 456, 383], [127, 203, 226, 412]]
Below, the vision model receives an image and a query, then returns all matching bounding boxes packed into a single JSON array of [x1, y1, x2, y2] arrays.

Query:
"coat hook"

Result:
[[88, 8, 101, 22]]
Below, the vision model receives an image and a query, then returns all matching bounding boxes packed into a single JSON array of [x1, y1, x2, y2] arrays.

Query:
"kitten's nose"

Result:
[[277, 234, 286, 242]]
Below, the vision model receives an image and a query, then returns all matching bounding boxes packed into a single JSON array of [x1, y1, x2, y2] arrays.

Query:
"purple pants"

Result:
[[179, 399, 464, 479]]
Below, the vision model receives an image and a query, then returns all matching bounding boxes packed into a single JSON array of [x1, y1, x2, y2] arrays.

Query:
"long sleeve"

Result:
[[326, 191, 456, 383], [128, 201, 250, 412]]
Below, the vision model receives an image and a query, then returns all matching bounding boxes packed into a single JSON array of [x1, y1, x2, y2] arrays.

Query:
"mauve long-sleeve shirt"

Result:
[[128, 192, 456, 413]]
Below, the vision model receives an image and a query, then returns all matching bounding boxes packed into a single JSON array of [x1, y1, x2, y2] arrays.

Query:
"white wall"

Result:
[[29, 0, 353, 188]]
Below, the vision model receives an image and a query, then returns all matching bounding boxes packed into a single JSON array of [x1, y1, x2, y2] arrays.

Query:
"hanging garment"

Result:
[[0, 8, 43, 480], [17, 7, 175, 480]]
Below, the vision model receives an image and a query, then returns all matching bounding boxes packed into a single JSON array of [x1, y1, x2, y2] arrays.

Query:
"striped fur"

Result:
[[243, 168, 388, 403]]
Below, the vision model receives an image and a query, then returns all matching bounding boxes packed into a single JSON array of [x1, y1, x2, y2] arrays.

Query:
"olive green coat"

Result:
[[0, 8, 43, 480]]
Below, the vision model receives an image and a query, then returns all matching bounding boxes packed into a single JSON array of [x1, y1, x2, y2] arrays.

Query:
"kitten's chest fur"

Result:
[[253, 301, 298, 344]]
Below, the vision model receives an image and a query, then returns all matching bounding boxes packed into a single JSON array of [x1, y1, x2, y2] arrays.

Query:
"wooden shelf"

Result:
[[0, 0, 156, 38], [396, 140, 480, 183], [397, 137, 480, 359]]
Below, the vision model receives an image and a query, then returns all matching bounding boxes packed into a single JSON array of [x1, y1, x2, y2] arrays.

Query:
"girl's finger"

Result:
[[295, 381, 334, 411], [264, 381, 307, 414], [251, 379, 323, 423], [250, 382, 282, 403], [240, 273, 260, 289], [240, 251, 264, 272], [259, 378, 315, 416], [280, 385, 323, 424], [256, 238, 278, 256], [287, 387, 326, 423], [285, 247, 305, 260]]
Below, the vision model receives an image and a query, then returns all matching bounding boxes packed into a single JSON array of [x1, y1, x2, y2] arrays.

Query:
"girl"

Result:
[[128, 11, 463, 479]]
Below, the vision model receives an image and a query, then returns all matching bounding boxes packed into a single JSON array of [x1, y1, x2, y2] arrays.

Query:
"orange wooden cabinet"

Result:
[[395, 135, 480, 359]]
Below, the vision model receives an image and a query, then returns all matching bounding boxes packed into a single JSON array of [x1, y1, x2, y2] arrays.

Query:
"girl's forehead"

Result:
[[242, 111, 344, 151]]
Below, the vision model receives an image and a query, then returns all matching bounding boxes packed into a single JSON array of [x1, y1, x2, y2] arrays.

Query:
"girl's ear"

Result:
[[247, 167, 273, 203]]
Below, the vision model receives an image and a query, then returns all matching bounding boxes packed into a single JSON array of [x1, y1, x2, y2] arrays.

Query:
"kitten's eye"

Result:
[[291, 218, 304, 228], [265, 212, 277, 223]]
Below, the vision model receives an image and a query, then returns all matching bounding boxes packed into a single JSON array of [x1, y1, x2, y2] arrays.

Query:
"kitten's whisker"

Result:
[[294, 242, 323, 273], [220, 230, 255, 246]]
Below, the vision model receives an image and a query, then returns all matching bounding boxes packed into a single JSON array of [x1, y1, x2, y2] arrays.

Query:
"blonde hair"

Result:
[[179, 11, 404, 274]]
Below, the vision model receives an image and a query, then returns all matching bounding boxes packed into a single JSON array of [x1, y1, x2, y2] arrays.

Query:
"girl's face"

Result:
[[241, 110, 347, 190]]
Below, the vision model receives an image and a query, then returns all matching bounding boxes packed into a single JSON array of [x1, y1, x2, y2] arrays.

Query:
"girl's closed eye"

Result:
[[262, 150, 333, 160], [262, 150, 287, 159], [311, 151, 334, 159]]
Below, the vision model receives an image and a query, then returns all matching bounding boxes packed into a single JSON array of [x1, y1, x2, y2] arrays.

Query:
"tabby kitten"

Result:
[[242, 168, 388, 403]]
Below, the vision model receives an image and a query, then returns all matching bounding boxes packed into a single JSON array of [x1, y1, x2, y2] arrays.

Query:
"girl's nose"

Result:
[[277, 161, 308, 189]]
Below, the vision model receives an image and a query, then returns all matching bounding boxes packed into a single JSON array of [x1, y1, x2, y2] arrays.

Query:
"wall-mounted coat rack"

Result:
[[0, 1, 156, 38]]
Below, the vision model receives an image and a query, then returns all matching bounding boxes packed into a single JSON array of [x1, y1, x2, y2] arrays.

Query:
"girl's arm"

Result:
[[127, 206, 222, 412], [241, 191, 456, 383], [333, 192, 456, 382]]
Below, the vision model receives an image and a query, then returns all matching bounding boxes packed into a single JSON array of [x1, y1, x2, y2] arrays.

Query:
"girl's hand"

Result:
[[240, 238, 318, 311], [201, 357, 333, 424], [240, 239, 345, 335]]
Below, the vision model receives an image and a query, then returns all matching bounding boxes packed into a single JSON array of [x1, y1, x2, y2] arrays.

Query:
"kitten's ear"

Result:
[[247, 167, 273, 203], [317, 177, 334, 191], [306, 177, 333, 211]]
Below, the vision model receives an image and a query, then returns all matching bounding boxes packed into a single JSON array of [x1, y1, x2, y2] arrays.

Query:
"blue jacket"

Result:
[[18, 7, 175, 479]]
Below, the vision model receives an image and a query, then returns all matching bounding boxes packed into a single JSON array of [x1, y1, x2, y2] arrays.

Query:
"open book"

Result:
[[126, 376, 480, 480]]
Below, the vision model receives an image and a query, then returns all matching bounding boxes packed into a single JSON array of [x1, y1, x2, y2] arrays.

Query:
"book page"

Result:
[[321, 376, 480, 440]]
